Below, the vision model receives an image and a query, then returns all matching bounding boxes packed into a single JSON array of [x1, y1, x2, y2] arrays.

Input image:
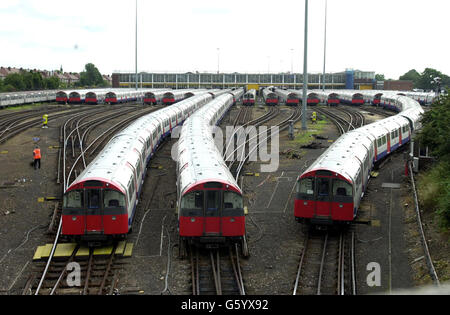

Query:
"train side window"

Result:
[[297, 178, 314, 195], [224, 191, 243, 209], [377, 138, 382, 147], [63, 190, 83, 208], [87, 190, 100, 209], [382, 136, 386, 145], [181, 191, 203, 209], [103, 190, 126, 208], [317, 178, 330, 196]]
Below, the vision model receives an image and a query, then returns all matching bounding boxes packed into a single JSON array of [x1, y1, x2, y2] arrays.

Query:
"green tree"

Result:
[[417, 68, 449, 91], [375, 74, 385, 81], [79, 63, 106, 87], [4, 73, 25, 91], [399, 69, 420, 87], [416, 93, 450, 227], [44, 77, 60, 90]]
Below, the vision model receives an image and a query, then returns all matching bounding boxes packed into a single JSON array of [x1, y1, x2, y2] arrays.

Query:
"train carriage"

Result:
[[62, 92, 218, 244], [242, 89, 256, 106], [294, 92, 423, 226], [262, 88, 279, 106], [177, 90, 248, 255]]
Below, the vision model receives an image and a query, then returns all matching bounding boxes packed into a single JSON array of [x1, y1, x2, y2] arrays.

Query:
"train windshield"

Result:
[[333, 180, 353, 197], [297, 178, 314, 195], [181, 191, 204, 209], [103, 190, 126, 208], [63, 190, 84, 208], [224, 191, 243, 209]]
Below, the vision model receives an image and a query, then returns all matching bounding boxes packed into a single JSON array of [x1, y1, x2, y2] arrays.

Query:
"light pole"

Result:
[[135, 0, 138, 90], [322, 0, 328, 91], [290, 48, 294, 73], [302, 0, 309, 130], [217, 48, 220, 74]]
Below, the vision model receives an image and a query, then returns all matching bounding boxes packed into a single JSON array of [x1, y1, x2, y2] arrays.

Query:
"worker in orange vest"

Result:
[[33, 146, 41, 170]]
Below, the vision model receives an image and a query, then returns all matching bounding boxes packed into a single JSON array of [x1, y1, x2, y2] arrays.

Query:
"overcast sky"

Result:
[[0, 0, 448, 79]]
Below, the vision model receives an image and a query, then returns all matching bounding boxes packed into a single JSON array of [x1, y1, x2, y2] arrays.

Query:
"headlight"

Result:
[[191, 218, 196, 223], [112, 216, 117, 221], [72, 216, 77, 221]]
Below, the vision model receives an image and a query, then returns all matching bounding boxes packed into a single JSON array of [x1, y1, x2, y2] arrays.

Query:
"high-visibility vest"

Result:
[[33, 149, 41, 159], [43, 115, 48, 124]]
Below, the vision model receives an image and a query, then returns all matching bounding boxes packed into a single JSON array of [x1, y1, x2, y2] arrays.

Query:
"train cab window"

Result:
[[297, 178, 314, 195], [63, 190, 83, 208], [317, 178, 330, 196], [181, 191, 204, 209], [103, 190, 126, 208], [206, 191, 220, 210], [224, 191, 243, 209], [87, 190, 100, 209]]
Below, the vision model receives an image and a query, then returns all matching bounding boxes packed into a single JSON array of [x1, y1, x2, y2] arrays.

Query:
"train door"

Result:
[[314, 177, 332, 218], [203, 190, 222, 236], [387, 133, 391, 153], [85, 189, 103, 233]]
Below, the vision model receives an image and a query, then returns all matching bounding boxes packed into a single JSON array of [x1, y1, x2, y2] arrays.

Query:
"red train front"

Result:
[[294, 170, 356, 225], [179, 180, 246, 247], [62, 179, 130, 243]]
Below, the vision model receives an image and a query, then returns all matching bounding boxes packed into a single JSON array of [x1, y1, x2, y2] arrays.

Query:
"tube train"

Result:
[[176, 89, 249, 256], [0, 90, 57, 108], [294, 91, 424, 225], [61, 90, 229, 244], [242, 89, 256, 106], [262, 88, 279, 106], [275, 88, 300, 106]]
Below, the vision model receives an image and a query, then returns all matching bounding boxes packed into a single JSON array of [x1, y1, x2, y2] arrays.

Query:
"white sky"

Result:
[[0, 0, 448, 79]]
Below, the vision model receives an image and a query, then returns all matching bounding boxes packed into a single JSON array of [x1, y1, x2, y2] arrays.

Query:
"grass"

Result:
[[291, 117, 328, 146], [5, 103, 43, 111]]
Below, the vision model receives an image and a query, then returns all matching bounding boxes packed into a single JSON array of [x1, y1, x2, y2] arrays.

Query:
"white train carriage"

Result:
[[295, 90, 424, 225], [62, 92, 218, 242]]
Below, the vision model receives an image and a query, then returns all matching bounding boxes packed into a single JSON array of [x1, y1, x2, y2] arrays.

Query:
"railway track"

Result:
[[231, 105, 303, 179], [293, 230, 356, 295], [190, 245, 245, 295], [314, 106, 364, 135], [26, 104, 162, 295]]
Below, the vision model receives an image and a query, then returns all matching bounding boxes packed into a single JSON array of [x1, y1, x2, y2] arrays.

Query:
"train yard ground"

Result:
[[0, 101, 448, 295]]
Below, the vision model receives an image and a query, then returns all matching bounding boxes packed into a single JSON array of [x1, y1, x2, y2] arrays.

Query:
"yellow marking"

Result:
[[48, 146, 60, 149], [371, 220, 381, 227], [0, 151, 8, 154], [115, 241, 127, 255], [37, 197, 45, 203], [327, 140, 334, 143], [54, 243, 77, 258], [75, 247, 90, 257], [255, 173, 260, 177], [123, 243, 133, 257], [45, 197, 58, 201], [33, 244, 53, 260], [370, 171, 379, 178], [33, 246, 45, 260], [93, 246, 113, 256]]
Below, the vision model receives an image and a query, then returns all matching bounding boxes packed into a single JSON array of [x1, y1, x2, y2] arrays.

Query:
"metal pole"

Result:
[[322, 0, 327, 91], [302, 0, 308, 130], [135, 0, 138, 90], [217, 48, 220, 74], [291, 49, 294, 74]]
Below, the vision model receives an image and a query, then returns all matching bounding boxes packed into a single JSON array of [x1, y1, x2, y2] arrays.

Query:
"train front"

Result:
[[179, 180, 245, 246], [62, 178, 129, 244], [294, 169, 355, 225]]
